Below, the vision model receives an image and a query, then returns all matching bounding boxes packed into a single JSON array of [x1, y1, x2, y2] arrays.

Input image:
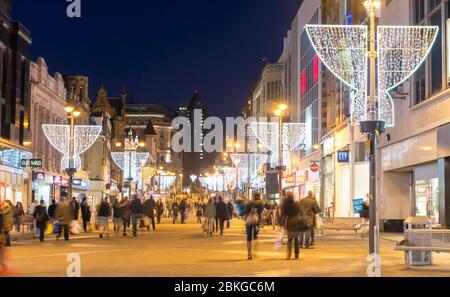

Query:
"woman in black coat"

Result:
[[33, 200, 49, 242], [281, 193, 301, 260]]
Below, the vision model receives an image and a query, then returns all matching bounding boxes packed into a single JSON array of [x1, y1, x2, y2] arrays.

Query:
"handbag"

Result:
[[245, 209, 259, 227], [45, 222, 54, 235]]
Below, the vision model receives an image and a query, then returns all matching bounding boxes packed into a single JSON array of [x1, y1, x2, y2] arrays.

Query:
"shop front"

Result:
[[0, 145, 32, 207], [31, 171, 61, 207]]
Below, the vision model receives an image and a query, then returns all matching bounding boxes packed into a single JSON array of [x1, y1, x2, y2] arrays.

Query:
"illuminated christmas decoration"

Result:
[[199, 174, 224, 192], [190, 175, 198, 182], [42, 124, 102, 170], [111, 133, 150, 189], [250, 122, 306, 167], [305, 24, 438, 127], [230, 154, 267, 188], [156, 175, 177, 192]]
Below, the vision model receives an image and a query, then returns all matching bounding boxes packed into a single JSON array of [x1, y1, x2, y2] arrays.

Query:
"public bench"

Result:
[[322, 217, 366, 239], [18, 215, 34, 234], [394, 229, 450, 267]]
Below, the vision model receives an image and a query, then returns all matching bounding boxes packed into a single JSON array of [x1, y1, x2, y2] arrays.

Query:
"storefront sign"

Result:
[[73, 179, 82, 186], [353, 198, 364, 214], [53, 176, 63, 185], [33, 172, 46, 181], [337, 151, 350, 163], [21, 159, 43, 168], [310, 162, 320, 173]]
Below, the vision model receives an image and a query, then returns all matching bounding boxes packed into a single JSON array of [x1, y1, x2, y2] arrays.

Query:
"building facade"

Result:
[[30, 57, 67, 207], [0, 0, 33, 206]]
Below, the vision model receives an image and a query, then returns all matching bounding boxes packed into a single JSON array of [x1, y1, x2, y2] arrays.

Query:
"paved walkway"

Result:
[[2, 218, 450, 277]]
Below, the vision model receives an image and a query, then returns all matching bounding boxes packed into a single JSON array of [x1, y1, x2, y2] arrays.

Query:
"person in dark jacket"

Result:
[[242, 193, 265, 260], [213, 197, 219, 232], [179, 198, 188, 224], [112, 199, 122, 234], [130, 195, 143, 237], [119, 197, 131, 236], [156, 199, 164, 224], [33, 200, 49, 242], [80, 198, 91, 233], [216, 197, 228, 235], [71, 197, 80, 220], [281, 192, 301, 260], [172, 202, 179, 224], [54, 197, 74, 241], [143, 196, 156, 231], [97, 198, 111, 238], [226, 200, 234, 228], [13, 202, 25, 232], [298, 191, 321, 249], [48, 200, 57, 220]]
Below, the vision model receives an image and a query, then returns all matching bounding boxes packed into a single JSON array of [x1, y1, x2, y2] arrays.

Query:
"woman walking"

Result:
[[281, 192, 301, 260], [204, 198, 216, 236], [0, 200, 14, 247], [242, 193, 265, 260], [97, 198, 111, 238], [80, 198, 91, 233], [33, 200, 49, 242], [13, 202, 25, 233]]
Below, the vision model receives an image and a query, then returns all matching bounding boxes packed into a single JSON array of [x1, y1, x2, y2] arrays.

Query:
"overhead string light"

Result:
[[42, 124, 102, 170], [305, 24, 438, 127], [230, 153, 268, 188]]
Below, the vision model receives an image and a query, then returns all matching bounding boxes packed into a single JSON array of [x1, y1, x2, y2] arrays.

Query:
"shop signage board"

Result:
[[33, 172, 46, 181], [73, 179, 82, 186], [21, 159, 43, 168], [353, 198, 364, 214], [337, 151, 350, 163]]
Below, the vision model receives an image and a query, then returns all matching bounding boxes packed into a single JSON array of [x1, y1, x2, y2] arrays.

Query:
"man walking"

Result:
[[298, 191, 320, 249], [130, 195, 143, 237], [143, 196, 156, 231]]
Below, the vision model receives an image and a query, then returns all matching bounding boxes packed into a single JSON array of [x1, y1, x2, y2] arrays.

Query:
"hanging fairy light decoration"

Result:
[[42, 124, 102, 170], [190, 175, 198, 183], [156, 175, 177, 192], [250, 122, 306, 167], [111, 134, 150, 189], [305, 24, 438, 127], [230, 153, 268, 188]]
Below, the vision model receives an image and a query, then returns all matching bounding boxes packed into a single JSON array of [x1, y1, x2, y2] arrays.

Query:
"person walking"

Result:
[[33, 200, 49, 242], [213, 197, 219, 233], [226, 199, 234, 229], [216, 197, 228, 236], [80, 198, 91, 233], [156, 199, 164, 224], [0, 200, 14, 247], [13, 202, 25, 233], [71, 197, 80, 221], [28, 199, 39, 238], [97, 198, 111, 238], [281, 192, 301, 260], [130, 195, 143, 237], [112, 199, 122, 234], [242, 193, 264, 260], [298, 191, 320, 249], [54, 198, 74, 241], [179, 198, 188, 224], [119, 197, 131, 236], [172, 201, 179, 224], [204, 198, 216, 236], [143, 196, 156, 231], [48, 200, 57, 221], [196, 206, 203, 224]]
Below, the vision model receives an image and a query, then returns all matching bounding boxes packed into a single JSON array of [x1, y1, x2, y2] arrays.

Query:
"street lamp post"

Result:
[[65, 105, 81, 201], [274, 103, 288, 201], [234, 143, 240, 196]]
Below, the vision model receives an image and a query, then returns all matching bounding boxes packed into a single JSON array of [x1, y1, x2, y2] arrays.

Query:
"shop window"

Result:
[[415, 179, 439, 225], [414, 0, 425, 24], [430, 10, 443, 94]]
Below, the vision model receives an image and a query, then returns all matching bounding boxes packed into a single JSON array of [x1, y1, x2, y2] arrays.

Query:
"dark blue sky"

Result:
[[13, 0, 302, 117]]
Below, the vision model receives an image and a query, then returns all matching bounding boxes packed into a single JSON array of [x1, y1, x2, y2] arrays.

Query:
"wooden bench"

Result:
[[322, 217, 366, 239], [395, 229, 450, 267]]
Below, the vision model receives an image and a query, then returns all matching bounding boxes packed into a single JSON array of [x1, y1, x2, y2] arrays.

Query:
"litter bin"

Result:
[[403, 216, 432, 266]]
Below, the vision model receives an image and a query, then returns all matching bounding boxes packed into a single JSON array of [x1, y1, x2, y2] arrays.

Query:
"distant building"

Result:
[[30, 57, 67, 206], [0, 0, 33, 205]]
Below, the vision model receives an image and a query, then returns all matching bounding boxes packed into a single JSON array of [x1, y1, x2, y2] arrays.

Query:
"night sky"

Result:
[[12, 0, 302, 118]]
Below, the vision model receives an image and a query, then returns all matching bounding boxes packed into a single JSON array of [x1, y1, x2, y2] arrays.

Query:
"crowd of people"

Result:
[[0, 189, 326, 268]]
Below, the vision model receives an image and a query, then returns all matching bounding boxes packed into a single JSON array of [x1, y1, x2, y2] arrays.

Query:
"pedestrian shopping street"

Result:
[[3, 218, 450, 277]]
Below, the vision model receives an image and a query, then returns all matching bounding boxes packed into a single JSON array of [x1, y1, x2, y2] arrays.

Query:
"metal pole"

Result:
[[278, 114, 283, 200], [247, 153, 251, 199], [68, 115, 75, 201]]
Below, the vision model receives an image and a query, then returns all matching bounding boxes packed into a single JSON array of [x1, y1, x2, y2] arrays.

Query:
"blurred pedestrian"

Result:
[[216, 196, 228, 236], [226, 199, 234, 228], [156, 199, 164, 224], [172, 201, 179, 224], [33, 200, 49, 242], [179, 198, 188, 224], [119, 197, 131, 237], [298, 191, 320, 249], [13, 202, 25, 233], [204, 198, 216, 236], [80, 198, 91, 233], [242, 193, 264, 260], [97, 198, 111, 238], [54, 197, 74, 241], [143, 196, 156, 231], [112, 199, 122, 234], [71, 197, 80, 221], [213, 197, 219, 232], [130, 195, 143, 237], [0, 218, 6, 273], [196, 206, 203, 224], [0, 200, 13, 247], [48, 200, 57, 221], [281, 192, 301, 260]]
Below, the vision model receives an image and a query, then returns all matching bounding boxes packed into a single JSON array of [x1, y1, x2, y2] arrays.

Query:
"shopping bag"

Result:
[[45, 222, 54, 235], [70, 221, 81, 235], [53, 223, 61, 234], [273, 232, 283, 251]]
